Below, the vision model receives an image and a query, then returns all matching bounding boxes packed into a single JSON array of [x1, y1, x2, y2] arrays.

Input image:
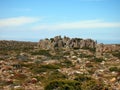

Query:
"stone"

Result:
[[110, 77, 116, 83], [31, 78, 37, 84]]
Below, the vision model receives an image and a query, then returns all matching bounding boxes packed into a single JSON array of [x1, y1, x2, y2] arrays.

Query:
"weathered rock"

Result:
[[110, 77, 116, 83], [96, 43, 104, 58], [38, 36, 96, 50]]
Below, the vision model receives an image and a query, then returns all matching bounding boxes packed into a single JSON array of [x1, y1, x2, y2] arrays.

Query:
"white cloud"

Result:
[[33, 20, 120, 30], [0, 16, 39, 27]]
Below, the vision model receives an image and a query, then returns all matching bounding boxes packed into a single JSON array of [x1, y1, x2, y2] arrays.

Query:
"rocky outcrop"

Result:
[[38, 36, 97, 50], [38, 36, 120, 58], [96, 44, 120, 57]]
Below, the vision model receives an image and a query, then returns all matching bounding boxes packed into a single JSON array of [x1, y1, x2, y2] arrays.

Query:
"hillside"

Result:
[[0, 36, 120, 90]]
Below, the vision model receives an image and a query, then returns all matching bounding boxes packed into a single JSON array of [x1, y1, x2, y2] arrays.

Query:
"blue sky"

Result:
[[0, 0, 120, 44]]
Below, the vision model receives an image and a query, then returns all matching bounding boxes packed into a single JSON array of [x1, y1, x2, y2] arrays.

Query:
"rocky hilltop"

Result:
[[38, 36, 97, 50], [38, 36, 120, 57]]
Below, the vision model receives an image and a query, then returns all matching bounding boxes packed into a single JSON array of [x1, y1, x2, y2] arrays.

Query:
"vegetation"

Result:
[[93, 57, 104, 62], [44, 80, 81, 90], [0, 39, 119, 89], [47, 70, 67, 81], [74, 74, 91, 82], [109, 66, 120, 72], [31, 50, 51, 57], [81, 79, 105, 90], [82, 47, 96, 52], [32, 64, 60, 74], [79, 53, 93, 58], [112, 51, 120, 59]]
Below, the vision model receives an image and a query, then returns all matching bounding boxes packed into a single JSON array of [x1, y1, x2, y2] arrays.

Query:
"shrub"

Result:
[[44, 80, 81, 90], [109, 67, 120, 72], [81, 79, 105, 90], [40, 64, 60, 69], [61, 59, 73, 68], [31, 50, 51, 57], [47, 70, 67, 81], [74, 74, 91, 82], [82, 47, 96, 52], [112, 51, 120, 59], [32, 64, 60, 74], [93, 57, 104, 62], [79, 54, 93, 58]]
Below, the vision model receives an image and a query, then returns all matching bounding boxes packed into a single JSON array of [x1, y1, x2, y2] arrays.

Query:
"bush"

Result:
[[31, 50, 51, 57], [32, 64, 60, 74], [61, 60, 73, 68], [40, 64, 60, 69], [82, 47, 96, 52], [109, 67, 120, 72], [81, 79, 105, 90], [44, 80, 81, 90], [47, 70, 67, 81], [112, 51, 120, 59], [94, 57, 104, 62], [74, 74, 91, 82]]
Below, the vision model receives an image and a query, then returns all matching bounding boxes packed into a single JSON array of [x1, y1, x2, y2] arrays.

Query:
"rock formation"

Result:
[[38, 36, 120, 58], [38, 36, 97, 50]]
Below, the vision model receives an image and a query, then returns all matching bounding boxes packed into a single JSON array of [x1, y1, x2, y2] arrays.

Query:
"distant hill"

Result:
[[0, 40, 37, 51]]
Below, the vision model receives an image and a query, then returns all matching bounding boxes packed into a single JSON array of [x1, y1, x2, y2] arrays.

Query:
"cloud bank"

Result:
[[0, 16, 39, 27], [33, 20, 120, 30]]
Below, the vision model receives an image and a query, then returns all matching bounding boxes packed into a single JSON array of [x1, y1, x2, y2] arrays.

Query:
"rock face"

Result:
[[96, 43, 104, 57], [38, 36, 97, 50]]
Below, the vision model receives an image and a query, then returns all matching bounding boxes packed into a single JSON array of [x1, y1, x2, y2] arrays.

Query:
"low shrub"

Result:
[[112, 51, 120, 59], [81, 79, 105, 90], [44, 80, 81, 90], [31, 50, 51, 57], [94, 57, 104, 62], [74, 74, 91, 82], [109, 66, 120, 72], [47, 70, 67, 81]]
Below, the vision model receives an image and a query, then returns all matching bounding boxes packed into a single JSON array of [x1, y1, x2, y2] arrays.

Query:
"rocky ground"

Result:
[[0, 36, 120, 90]]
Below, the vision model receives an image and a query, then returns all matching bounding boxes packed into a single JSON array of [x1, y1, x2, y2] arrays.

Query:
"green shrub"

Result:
[[31, 50, 51, 56], [74, 74, 91, 82], [40, 64, 60, 69], [81, 79, 105, 90], [109, 67, 120, 72], [112, 51, 120, 59], [82, 47, 96, 52], [61, 60, 73, 68], [47, 70, 67, 81], [32, 67, 47, 73], [93, 57, 104, 62], [32, 64, 60, 74], [44, 80, 81, 90]]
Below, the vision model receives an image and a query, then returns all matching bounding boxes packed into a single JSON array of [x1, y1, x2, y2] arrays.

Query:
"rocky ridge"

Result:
[[38, 36, 120, 57], [38, 36, 97, 50]]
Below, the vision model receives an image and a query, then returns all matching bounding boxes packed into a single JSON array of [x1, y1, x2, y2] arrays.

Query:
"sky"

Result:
[[0, 0, 120, 44]]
